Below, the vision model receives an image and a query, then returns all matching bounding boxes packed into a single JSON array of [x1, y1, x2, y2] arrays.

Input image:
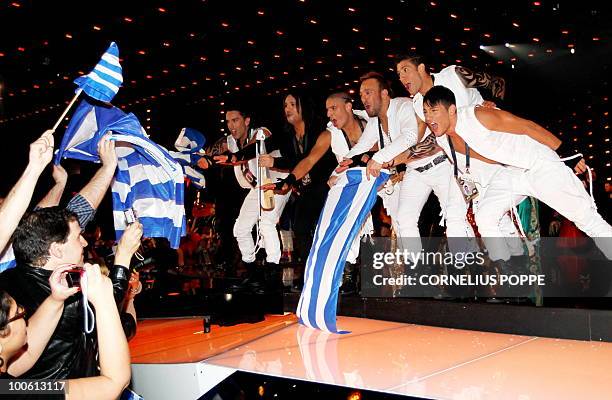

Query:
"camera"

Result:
[[65, 267, 85, 288]]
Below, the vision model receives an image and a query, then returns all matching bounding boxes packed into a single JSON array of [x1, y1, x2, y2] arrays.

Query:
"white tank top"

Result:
[[412, 65, 484, 123], [453, 106, 559, 169], [328, 110, 369, 162]]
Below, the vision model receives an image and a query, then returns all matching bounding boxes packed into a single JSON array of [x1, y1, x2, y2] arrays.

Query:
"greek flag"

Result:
[[74, 42, 122, 103], [56, 99, 186, 248], [0, 246, 16, 273], [297, 168, 389, 333], [169, 128, 207, 188]]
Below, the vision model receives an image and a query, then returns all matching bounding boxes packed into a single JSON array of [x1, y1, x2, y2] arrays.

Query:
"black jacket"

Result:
[[0, 264, 131, 380]]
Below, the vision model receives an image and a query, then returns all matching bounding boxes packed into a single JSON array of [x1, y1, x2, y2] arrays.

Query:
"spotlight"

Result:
[[505, 43, 510, 48], [570, 48, 575, 54], [479, 45, 485, 50]]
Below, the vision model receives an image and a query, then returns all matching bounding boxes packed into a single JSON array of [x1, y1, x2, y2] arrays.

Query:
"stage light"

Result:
[[479, 45, 485, 50], [571, 48, 575, 54], [505, 43, 510, 47]]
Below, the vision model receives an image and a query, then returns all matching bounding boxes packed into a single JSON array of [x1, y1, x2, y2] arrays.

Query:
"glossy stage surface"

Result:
[[130, 315, 612, 399]]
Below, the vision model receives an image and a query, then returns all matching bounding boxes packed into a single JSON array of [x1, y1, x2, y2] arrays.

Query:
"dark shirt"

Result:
[[0, 263, 130, 380]]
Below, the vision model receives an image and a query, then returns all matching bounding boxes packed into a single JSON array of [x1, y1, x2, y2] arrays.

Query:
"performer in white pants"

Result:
[[423, 85, 612, 260], [393, 55, 522, 255], [216, 108, 290, 265]]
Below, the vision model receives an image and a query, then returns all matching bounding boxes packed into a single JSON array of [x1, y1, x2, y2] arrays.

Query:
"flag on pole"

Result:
[[55, 99, 186, 248], [297, 168, 389, 333], [169, 128, 207, 188], [74, 42, 123, 103]]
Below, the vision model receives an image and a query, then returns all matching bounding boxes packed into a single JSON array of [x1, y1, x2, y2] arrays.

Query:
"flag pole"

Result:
[[51, 89, 82, 133]]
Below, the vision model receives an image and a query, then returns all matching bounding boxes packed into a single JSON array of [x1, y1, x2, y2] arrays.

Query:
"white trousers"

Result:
[[396, 160, 476, 254], [233, 188, 291, 264], [475, 159, 612, 260]]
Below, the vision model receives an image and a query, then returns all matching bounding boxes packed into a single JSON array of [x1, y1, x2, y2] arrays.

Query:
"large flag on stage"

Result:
[[297, 168, 389, 333], [55, 99, 186, 248], [169, 127, 207, 188], [74, 42, 123, 103]]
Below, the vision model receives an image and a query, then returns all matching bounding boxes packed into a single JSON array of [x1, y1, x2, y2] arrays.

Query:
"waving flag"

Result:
[[297, 168, 389, 333], [56, 99, 186, 248], [74, 42, 123, 103], [169, 128, 207, 188]]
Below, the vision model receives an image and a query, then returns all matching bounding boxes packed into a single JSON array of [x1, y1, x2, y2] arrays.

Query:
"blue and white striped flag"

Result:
[[74, 42, 122, 103], [169, 128, 207, 189], [0, 245, 16, 273], [297, 168, 389, 333], [56, 99, 186, 248]]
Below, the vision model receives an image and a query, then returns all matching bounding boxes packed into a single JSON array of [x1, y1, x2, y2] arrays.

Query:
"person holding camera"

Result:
[[0, 206, 142, 381], [1, 263, 132, 399]]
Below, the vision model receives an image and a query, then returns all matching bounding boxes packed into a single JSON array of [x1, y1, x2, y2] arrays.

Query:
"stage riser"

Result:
[[284, 294, 612, 342]]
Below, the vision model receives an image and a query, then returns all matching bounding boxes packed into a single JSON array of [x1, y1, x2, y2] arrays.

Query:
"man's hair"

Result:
[[423, 85, 457, 109], [326, 91, 353, 103], [359, 71, 393, 97], [12, 207, 79, 266], [223, 97, 252, 119], [395, 54, 425, 68]]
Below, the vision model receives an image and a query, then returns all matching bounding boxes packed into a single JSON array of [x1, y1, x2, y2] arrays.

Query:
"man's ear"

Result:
[[381, 88, 389, 100], [345, 101, 353, 113], [244, 117, 251, 128], [449, 104, 457, 116], [48, 242, 63, 260], [417, 63, 427, 76]]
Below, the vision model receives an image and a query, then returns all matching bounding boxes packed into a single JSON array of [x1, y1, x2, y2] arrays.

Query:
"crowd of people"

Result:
[[0, 52, 610, 397]]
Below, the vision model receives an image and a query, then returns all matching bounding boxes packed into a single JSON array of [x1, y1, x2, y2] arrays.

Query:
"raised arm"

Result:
[[77, 134, 117, 210], [455, 66, 506, 99], [36, 165, 68, 209], [66, 264, 131, 400], [0, 130, 53, 250]]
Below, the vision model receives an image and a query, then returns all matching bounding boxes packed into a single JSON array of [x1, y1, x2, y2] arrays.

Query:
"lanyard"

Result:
[[447, 136, 470, 177]]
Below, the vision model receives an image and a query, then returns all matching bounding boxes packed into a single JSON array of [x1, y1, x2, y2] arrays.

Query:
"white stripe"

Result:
[[315, 331, 334, 382], [314, 173, 372, 329], [101, 52, 121, 67], [112, 198, 184, 229], [94, 64, 123, 82], [87, 72, 120, 93]]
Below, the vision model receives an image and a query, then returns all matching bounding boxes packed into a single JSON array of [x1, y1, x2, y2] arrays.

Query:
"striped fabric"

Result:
[[169, 128, 207, 188], [297, 167, 389, 333], [55, 99, 186, 248], [74, 42, 122, 103], [0, 246, 16, 273]]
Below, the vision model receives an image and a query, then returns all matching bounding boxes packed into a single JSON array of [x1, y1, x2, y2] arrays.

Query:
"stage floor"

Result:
[[130, 315, 612, 399]]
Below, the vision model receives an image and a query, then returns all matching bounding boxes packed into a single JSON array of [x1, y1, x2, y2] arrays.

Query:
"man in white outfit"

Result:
[[215, 106, 291, 289], [343, 71, 475, 256], [394, 55, 524, 260], [423, 85, 612, 261]]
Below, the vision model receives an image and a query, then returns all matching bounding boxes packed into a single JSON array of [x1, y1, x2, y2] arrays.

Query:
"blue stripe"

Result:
[[112, 181, 185, 208], [92, 68, 122, 87], [96, 58, 122, 74], [0, 259, 17, 273], [322, 171, 388, 332], [305, 174, 362, 330]]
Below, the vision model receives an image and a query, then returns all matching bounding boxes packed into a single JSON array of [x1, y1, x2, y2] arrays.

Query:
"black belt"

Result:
[[414, 154, 448, 173]]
